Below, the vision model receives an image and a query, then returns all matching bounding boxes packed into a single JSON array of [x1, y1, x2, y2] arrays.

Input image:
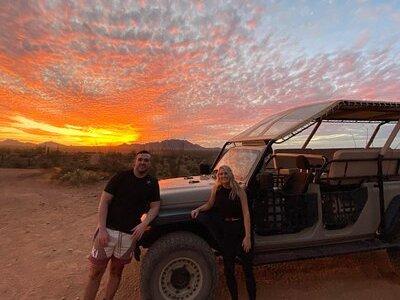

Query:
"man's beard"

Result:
[[135, 166, 149, 176]]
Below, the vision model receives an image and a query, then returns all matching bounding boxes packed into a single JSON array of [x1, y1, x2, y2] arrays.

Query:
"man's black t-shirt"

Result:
[[104, 170, 160, 234]]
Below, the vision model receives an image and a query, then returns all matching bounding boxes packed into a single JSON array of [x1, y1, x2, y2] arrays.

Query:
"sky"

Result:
[[0, 0, 399, 147]]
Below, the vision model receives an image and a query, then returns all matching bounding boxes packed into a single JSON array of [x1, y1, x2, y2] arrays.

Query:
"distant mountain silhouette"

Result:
[[0, 139, 219, 153], [39, 141, 67, 149], [0, 139, 36, 148], [133, 139, 205, 151]]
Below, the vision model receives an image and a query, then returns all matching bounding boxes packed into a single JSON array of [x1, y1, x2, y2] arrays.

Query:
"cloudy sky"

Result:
[[0, 0, 399, 147]]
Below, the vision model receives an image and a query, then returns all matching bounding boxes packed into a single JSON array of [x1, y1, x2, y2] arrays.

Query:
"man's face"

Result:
[[134, 153, 151, 174]]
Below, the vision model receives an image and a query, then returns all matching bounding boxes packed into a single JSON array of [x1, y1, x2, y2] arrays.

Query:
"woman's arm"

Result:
[[239, 188, 252, 252], [191, 186, 217, 218]]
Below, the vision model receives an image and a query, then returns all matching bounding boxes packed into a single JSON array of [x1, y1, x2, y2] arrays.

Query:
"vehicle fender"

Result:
[[139, 213, 220, 251], [153, 210, 192, 226], [382, 195, 400, 242]]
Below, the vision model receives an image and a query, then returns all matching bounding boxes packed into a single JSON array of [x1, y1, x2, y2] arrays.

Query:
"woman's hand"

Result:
[[191, 208, 200, 219], [242, 235, 251, 253]]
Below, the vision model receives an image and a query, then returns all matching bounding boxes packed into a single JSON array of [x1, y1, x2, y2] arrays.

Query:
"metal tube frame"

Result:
[[302, 119, 322, 149], [366, 121, 388, 149], [377, 118, 400, 236], [380, 118, 400, 155], [211, 142, 229, 171]]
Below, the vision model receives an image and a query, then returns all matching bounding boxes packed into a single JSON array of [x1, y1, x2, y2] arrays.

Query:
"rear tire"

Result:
[[140, 231, 217, 300], [387, 247, 400, 275], [381, 195, 400, 242]]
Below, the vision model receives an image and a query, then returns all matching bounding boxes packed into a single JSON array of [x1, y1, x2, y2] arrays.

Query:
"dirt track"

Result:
[[1, 168, 400, 299]]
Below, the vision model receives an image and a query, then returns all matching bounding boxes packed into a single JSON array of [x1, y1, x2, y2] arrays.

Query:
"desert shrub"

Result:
[[97, 152, 131, 173], [58, 169, 108, 186], [0, 148, 219, 179]]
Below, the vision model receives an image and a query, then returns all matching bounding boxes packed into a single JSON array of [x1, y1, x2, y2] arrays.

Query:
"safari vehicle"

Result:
[[139, 100, 400, 299]]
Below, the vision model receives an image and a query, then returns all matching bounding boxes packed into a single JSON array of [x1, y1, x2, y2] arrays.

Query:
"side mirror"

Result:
[[199, 163, 211, 175]]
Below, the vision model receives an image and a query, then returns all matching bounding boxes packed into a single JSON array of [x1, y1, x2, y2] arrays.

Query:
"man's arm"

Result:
[[132, 201, 160, 240], [97, 191, 113, 246], [142, 201, 161, 226]]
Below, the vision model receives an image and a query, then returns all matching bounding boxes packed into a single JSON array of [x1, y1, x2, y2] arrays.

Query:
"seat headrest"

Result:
[[296, 155, 310, 169]]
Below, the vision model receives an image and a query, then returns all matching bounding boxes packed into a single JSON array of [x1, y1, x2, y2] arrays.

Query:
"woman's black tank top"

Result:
[[214, 186, 243, 219]]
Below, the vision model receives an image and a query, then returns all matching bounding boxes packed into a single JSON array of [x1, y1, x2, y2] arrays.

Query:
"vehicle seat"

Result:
[[282, 155, 314, 194], [326, 149, 400, 185]]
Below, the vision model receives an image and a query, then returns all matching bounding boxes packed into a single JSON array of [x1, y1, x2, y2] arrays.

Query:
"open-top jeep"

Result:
[[139, 100, 400, 300]]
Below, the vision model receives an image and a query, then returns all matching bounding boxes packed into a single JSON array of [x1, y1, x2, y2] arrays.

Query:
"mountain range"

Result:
[[0, 139, 219, 153]]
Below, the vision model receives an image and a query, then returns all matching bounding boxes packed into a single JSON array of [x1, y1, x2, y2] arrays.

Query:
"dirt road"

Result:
[[1, 169, 400, 299]]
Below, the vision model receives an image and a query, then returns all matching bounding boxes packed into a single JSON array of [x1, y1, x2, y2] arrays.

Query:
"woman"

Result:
[[191, 165, 256, 300]]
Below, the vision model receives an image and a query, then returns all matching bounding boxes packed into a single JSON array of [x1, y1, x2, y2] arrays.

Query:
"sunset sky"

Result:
[[0, 0, 400, 147]]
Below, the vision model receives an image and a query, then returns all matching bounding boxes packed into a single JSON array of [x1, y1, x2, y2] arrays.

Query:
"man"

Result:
[[84, 150, 161, 300]]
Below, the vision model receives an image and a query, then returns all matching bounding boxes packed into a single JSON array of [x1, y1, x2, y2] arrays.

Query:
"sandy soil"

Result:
[[1, 168, 400, 300]]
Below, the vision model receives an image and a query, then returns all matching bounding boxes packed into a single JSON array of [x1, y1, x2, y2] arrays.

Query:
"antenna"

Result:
[[351, 131, 357, 148]]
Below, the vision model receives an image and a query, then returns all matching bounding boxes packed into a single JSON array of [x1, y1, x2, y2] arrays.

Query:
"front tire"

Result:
[[140, 231, 217, 300]]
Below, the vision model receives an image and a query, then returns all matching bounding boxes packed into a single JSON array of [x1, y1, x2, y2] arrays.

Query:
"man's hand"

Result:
[[98, 228, 109, 247], [131, 223, 147, 240]]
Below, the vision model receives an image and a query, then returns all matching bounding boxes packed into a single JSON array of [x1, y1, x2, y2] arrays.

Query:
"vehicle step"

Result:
[[253, 239, 400, 265]]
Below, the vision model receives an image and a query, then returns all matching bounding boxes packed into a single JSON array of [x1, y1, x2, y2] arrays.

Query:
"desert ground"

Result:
[[1, 168, 400, 300]]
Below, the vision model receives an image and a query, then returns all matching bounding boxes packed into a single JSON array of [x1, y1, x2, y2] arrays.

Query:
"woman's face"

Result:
[[218, 168, 230, 185]]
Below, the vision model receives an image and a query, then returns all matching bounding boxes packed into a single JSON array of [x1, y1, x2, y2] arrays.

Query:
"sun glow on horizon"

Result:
[[0, 115, 140, 146]]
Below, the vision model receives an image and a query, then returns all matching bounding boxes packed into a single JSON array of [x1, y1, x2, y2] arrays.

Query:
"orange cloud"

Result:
[[0, 1, 400, 147]]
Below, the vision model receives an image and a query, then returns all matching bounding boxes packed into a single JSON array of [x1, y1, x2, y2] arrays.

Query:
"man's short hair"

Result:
[[136, 150, 151, 156]]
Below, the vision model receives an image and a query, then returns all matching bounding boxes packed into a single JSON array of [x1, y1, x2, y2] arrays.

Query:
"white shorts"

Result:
[[89, 228, 135, 266]]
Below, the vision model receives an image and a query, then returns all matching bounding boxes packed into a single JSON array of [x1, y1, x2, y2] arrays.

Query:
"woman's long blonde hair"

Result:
[[215, 165, 241, 200]]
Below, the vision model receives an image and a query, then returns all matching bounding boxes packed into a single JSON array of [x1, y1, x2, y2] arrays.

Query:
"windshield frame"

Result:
[[213, 145, 265, 184]]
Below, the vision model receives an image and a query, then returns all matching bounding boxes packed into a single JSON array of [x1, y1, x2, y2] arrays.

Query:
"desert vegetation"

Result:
[[0, 147, 218, 185]]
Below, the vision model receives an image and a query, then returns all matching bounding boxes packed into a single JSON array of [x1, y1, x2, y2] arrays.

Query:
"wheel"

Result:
[[140, 231, 217, 300], [381, 195, 400, 242], [387, 247, 400, 275]]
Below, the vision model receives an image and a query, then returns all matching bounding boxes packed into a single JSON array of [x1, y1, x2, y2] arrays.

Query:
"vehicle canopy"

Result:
[[230, 100, 400, 149]]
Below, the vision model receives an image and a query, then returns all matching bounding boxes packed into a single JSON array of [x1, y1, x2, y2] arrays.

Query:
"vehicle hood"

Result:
[[159, 175, 215, 207]]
